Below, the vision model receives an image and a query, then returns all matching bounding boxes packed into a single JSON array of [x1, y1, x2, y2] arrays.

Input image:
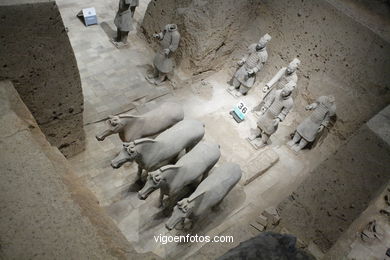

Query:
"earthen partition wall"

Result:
[[0, 0, 85, 157]]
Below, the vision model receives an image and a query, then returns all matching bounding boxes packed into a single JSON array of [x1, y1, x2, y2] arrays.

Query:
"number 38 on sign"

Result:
[[230, 101, 249, 123]]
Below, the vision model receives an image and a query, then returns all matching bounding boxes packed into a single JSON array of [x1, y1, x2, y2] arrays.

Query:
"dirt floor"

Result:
[[278, 123, 390, 252]]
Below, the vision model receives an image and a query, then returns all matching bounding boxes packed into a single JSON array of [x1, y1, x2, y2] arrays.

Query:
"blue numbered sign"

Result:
[[231, 101, 248, 123], [82, 7, 98, 26]]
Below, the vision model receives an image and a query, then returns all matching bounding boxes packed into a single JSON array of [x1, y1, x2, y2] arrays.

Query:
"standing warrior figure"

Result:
[[248, 82, 295, 149], [147, 24, 180, 85], [254, 58, 300, 115], [228, 33, 272, 97], [263, 58, 300, 94], [288, 95, 336, 152], [113, 0, 136, 46]]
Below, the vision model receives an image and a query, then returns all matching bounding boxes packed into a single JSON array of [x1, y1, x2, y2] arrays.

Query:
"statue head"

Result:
[[286, 58, 301, 74], [327, 95, 335, 103], [96, 114, 141, 141], [95, 115, 124, 141], [165, 24, 178, 32], [281, 81, 296, 98], [323, 95, 336, 108], [138, 170, 162, 200], [111, 138, 156, 169], [138, 165, 181, 200], [165, 199, 191, 230], [256, 33, 272, 50], [125, 142, 138, 158], [111, 142, 139, 169]]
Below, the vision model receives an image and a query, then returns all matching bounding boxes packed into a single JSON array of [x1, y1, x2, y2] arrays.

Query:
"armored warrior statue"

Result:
[[263, 58, 300, 94], [147, 24, 180, 85], [254, 58, 300, 115], [248, 81, 295, 149], [228, 34, 272, 97], [113, 0, 136, 47], [288, 95, 336, 152]]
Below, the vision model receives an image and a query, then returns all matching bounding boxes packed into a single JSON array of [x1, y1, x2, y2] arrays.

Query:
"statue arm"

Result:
[[266, 68, 286, 89], [169, 32, 180, 52], [321, 113, 331, 127], [239, 54, 248, 65], [317, 111, 330, 133], [262, 92, 275, 111], [252, 60, 264, 74], [329, 104, 336, 117], [153, 31, 164, 40], [277, 103, 293, 122], [238, 45, 256, 65], [305, 102, 318, 110], [322, 105, 336, 127]]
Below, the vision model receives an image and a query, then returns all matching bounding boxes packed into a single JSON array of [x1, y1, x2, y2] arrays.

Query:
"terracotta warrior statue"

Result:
[[263, 58, 300, 94], [228, 33, 271, 97], [147, 24, 180, 85], [248, 81, 295, 149], [113, 0, 138, 46], [254, 58, 300, 115], [288, 95, 336, 152]]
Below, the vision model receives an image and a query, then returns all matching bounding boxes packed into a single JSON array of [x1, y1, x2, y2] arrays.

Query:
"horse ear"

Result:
[[134, 138, 157, 145], [119, 114, 142, 119], [160, 165, 181, 172], [188, 192, 206, 203]]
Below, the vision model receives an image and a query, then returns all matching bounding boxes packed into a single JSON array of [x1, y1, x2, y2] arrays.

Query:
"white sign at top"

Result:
[[80, 7, 98, 26], [82, 7, 96, 18]]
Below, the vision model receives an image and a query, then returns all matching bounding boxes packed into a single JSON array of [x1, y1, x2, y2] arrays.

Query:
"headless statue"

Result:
[[288, 95, 336, 152], [146, 24, 180, 85], [113, 0, 138, 46]]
